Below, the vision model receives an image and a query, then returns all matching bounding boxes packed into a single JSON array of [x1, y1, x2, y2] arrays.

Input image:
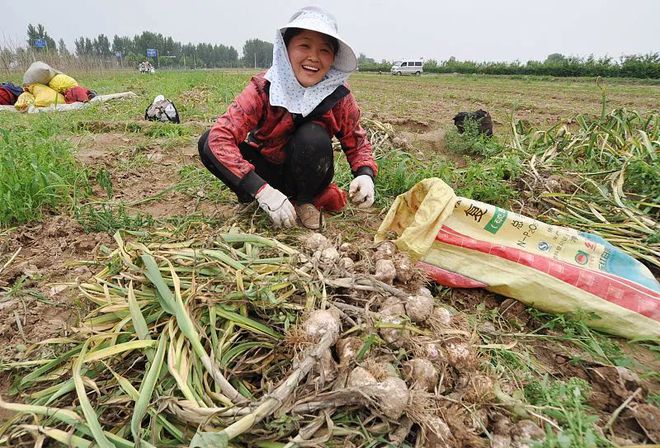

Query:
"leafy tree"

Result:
[[242, 39, 273, 68], [358, 53, 376, 65], [27, 24, 56, 52], [57, 38, 70, 57], [424, 59, 438, 69], [111, 35, 133, 56], [545, 53, 566, 64], [93, 34, 112, 57]]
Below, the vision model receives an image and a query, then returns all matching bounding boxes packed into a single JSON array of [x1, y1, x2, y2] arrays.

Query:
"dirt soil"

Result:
[[1, 75, 658, 444]]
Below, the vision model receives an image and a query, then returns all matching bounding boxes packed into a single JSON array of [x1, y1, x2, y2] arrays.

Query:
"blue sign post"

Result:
[[35, 38, 47, 49], [146, 48, 158, 68]]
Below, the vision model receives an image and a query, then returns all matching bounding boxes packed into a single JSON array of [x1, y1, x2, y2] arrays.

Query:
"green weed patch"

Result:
[[525, 377, 612, 448], [0, 121, 88, 226]]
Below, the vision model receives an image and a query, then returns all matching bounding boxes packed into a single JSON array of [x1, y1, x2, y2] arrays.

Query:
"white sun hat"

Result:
[[280, 6, 358, 73]]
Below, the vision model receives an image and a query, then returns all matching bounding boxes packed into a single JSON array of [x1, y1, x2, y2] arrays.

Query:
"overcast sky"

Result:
[[2, 0, 659, 63]]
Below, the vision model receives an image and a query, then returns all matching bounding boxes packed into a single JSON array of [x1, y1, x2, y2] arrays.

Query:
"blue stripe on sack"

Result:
[[580, 232, 660, 292]]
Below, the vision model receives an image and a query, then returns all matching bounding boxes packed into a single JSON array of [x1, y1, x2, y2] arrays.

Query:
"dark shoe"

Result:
[[295, 203, 322, 230]]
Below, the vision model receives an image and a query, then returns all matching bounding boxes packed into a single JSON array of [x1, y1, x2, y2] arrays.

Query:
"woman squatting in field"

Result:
[[198, 6, 377, 229]]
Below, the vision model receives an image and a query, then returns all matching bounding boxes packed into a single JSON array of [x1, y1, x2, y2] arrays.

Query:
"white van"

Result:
[[391, 59, 423, 76]]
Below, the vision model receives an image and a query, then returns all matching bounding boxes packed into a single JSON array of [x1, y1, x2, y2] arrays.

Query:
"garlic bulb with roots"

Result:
[[402, 358, 438, 392], [424, 416, 454, 447], [302, 233, 329, 252], [303, 309, 341, 341], [337, 257, 354, 272], [430, 306, 452, 327], [364, 377, 409, 420], [347, 366, 377, 387], [339, 242, 360, 260], [379, 315, 408, 347], [379, 296, 405, 316], [418, 286, 433, 298], [405, 295, 434, 323], [374, 259, 396, 284], [314, 348, 338, 383], [461, 373, 494, 403], [373, 241, 397, 261], [336, 336, 363, 366], [445, 341, 475, 369], [394, 255, 414, 284], [319, 246, 340, 264]]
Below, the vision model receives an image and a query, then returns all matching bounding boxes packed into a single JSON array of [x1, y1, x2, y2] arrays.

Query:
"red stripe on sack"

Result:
[[417, 261, 488, 288], [440, 226, 657, 296], [434, 226, 660, 321]]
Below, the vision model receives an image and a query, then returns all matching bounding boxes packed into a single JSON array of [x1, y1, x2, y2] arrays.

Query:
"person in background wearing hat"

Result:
[[198, 6, 377, 229]]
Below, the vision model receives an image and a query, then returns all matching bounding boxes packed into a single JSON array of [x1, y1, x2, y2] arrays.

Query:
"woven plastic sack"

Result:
[[48, 73, 78, 94], [14, 92, 35, 111], [376, 178, 660, 339], [23, 61, 60, 85], [25, 84, 65, 107]]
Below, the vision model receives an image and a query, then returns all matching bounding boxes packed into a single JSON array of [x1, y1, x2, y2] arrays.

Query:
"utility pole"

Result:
[[254, 52, 257, 69]]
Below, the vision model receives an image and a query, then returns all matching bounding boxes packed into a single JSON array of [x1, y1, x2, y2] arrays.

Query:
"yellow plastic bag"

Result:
[[376, 178, 660, 339], [48, 73, 78, 94], [14, 92, 35, 111], [25, 83, 66, 107]]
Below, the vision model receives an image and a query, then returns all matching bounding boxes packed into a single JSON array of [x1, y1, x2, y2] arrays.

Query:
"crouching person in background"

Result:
[[198, 6, 377, 230]]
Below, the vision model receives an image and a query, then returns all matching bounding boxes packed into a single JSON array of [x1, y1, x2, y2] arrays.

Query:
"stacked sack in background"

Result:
[[0, 82, 24, 106], [15, 61, 96, 111]]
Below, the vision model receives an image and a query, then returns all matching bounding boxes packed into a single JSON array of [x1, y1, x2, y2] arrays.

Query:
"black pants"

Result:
[[198, 122, 334, 204]]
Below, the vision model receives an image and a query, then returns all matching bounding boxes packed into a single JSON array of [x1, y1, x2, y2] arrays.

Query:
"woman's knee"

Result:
[[289, 122, 332, 158]]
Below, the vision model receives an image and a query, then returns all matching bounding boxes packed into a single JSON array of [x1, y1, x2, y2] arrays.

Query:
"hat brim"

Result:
[[279, 26, 357, 73]]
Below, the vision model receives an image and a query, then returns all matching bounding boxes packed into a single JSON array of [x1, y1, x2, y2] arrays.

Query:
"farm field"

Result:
[[0, 70, 658, 447]]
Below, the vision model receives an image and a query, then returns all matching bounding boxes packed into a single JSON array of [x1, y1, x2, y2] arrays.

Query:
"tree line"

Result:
[[5, 24, 660, 78], [3, 24, 274, 69], [358, 53, 660, 79]]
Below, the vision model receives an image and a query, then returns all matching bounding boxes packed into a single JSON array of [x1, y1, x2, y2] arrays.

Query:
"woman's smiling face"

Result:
[[286, 30, 335, 87]]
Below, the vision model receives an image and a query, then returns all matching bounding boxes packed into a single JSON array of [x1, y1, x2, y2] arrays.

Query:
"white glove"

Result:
[[255, 184, 297, 227], [349, 175, 375, 208]]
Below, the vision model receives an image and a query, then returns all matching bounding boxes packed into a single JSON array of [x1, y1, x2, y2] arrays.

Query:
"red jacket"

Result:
[[207, 73, 377, 194]]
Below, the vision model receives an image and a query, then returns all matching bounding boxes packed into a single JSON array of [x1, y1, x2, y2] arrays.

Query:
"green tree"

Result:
[[111, 35, 133, 56], [242, 39, 273, 68], [545, 53, 566, 64], [93, 34, 112, 57], [27, 24, 56, 52], [358, 53, 375, 65], [424, 59, 438, 69], [57, 38, 70, 57]]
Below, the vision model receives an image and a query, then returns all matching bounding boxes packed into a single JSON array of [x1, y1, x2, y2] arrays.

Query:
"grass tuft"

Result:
[[0, 120, 88, 226]]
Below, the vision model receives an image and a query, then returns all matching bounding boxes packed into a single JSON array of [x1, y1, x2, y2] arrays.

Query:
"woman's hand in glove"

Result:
[[255, 184, 297, 227], [348, 175, 375, 208]]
